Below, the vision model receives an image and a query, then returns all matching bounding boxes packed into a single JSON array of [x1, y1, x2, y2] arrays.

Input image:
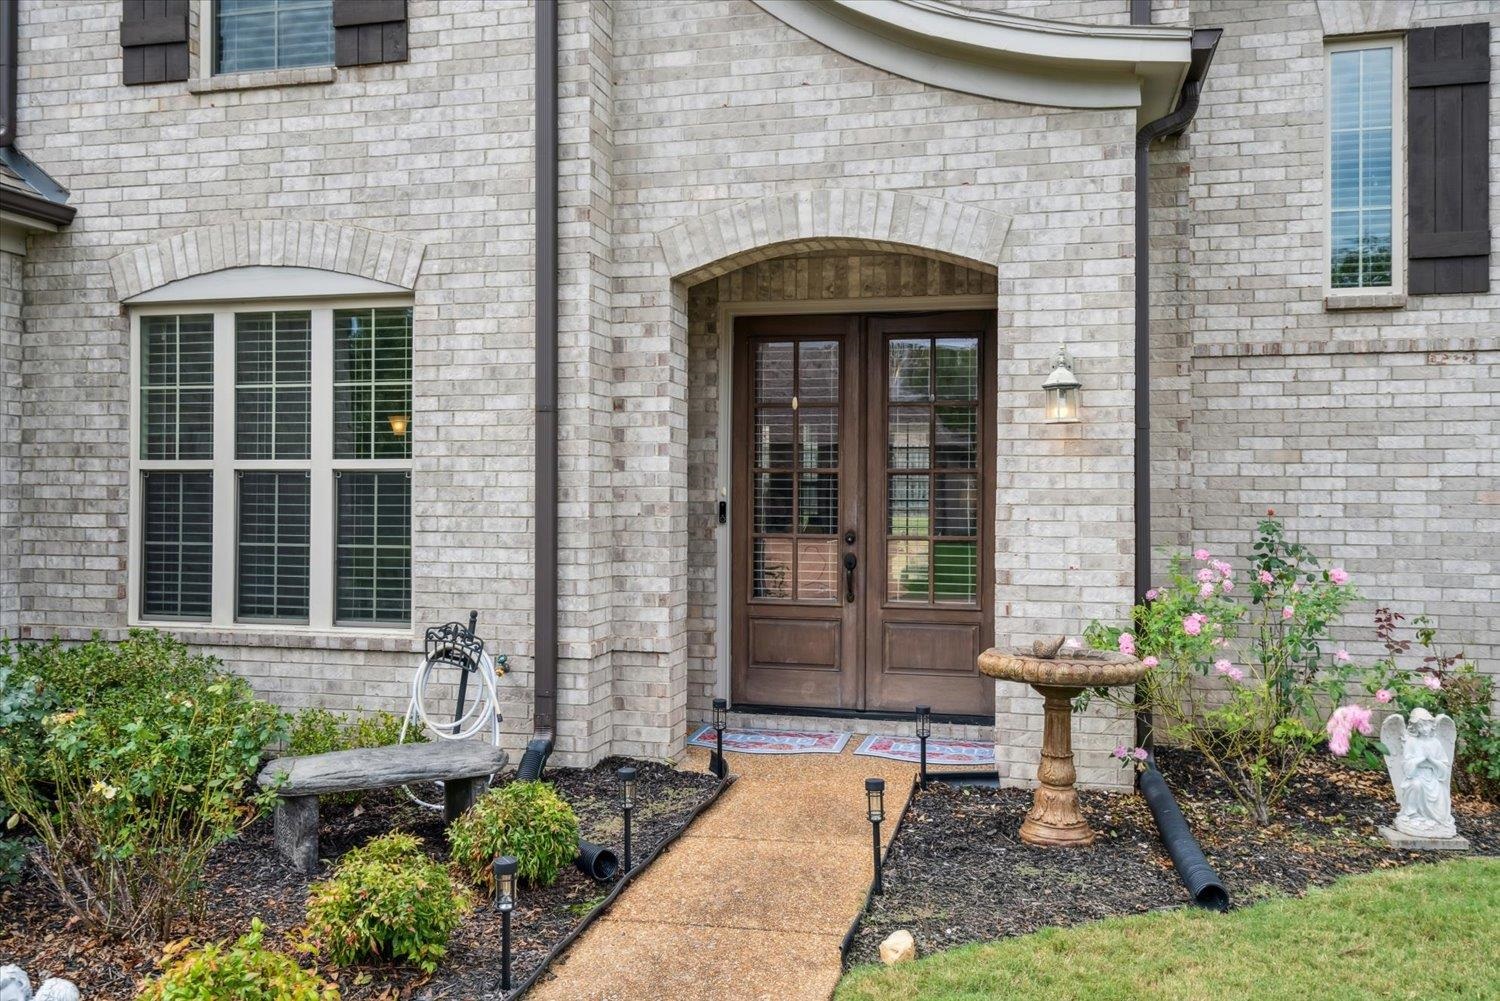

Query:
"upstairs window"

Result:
[[1327, 38, 1404, 293], [132, 299, 413, 630], [215, 0, 334, 74]]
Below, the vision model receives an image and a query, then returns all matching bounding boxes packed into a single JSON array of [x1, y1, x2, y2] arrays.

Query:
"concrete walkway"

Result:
[[529, 743, 918, 1001]]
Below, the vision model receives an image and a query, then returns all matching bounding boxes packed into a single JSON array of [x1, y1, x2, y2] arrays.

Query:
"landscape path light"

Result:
[[493, 854, 518, 993], [915, 705, 931, 789], [711, 698, 728, 779], [618, 765, 637, 873], [866, 777, 886, 895]]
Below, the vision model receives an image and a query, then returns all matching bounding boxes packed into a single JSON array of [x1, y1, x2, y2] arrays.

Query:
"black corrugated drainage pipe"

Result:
[[533, 0, 559, 740], [1139, 757, 1229, 910], [1133, 24, 1222, 750], [511, 732, 620, 882]]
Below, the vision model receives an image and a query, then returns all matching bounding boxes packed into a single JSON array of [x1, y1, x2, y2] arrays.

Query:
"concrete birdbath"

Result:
[[978, 640, 1146, 847]]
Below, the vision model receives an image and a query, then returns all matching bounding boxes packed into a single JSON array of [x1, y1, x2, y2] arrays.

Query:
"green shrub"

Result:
[[139, 918, 340, 1001], [305, 832, 470, 973], [351, 709, 420, 750], [0, 831, 30, 886], [0, 632, 285, 942], [287, 708, 423, 805], [447, 781, 579, 889], [288, 707, 346, 758]]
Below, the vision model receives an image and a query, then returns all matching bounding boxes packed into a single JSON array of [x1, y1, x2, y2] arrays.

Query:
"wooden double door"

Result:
[[730, 311, 996, 717]]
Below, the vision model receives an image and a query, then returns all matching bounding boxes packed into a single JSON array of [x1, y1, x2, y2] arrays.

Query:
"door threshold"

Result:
[[729, 702, 993, 727]]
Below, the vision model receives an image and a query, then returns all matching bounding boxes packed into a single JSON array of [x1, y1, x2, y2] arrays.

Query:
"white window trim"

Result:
[[128, 293, 415, 637], [1325, 35, 1407, 301]]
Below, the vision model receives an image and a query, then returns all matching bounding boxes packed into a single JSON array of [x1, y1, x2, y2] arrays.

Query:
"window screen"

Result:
[[1330, 46, 1395, 289], [335, 471, 411, 625], [142, 471, 213, 620], [142, 314, 214, 461], [236, 311, 312, 460], [216, 0, 334, 74], [334, 307, 413, 460], [237, 471, 311, 622]]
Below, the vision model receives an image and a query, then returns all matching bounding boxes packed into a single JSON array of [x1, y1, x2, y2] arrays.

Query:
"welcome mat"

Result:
[[687, 725, 851, 755], [853, 734, 995, 767]]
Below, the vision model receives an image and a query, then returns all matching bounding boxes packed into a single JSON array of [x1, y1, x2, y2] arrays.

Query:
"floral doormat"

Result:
[[853, 734, 996, 766], [687, 724, 851, 755]]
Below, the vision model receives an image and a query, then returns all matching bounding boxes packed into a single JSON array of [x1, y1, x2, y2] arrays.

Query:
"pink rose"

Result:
[[1214, 659, 1243, 681], [1183, 615, 1203, 637], [1328, 729, 1350, 756], [1228, 666, 1245, 681], [1196, 568, 1215, 584], [1112, 744, 1128, 760], [1258, 570, 1274, 585], [1375, 689, 1394, 704], [1424, 675, 1441, 691], [1330, 568, 1349, 585], [1199, 583, 1215, 598], [1282, 605, 1294, 621], [1335, 649, 1351, 663], [1221, 580, 1234, 593], [1211, 560, 1232, 577], [1194, 549, 1210, 561], [1143, 656, 1159, 668], [1145, 588, 1159, 601], [1118, 633, 1137, 656], [1132, 747, 1149, 761]]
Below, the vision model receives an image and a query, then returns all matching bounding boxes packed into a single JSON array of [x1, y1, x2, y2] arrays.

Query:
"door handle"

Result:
[[843, 552, 858, 603]]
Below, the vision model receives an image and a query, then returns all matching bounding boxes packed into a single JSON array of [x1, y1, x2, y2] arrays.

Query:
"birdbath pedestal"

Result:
[[978, 644, 1146, 847]]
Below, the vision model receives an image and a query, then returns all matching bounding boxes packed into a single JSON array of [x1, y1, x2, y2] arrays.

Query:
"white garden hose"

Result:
[[399, 646, 504, 811]]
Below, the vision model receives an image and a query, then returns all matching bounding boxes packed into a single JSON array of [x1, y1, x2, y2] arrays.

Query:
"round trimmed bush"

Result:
[[304, 832, 470, 974], [447, 781, 580, 889], [138, 918, 338, 1001]]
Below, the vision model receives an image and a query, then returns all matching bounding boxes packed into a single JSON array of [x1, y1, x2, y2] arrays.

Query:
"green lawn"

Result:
[[835, 859, 1499, 1001]]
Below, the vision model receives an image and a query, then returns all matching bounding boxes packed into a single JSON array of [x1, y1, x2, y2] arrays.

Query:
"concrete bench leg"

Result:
[[443, 776, 485, 824], [274, 795, 320, 874]]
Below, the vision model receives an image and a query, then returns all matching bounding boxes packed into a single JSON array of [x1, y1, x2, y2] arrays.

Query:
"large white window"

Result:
[[215, 0, 334, 75], [130, 299, 413, 631], [1327, 37, 1405, 293]]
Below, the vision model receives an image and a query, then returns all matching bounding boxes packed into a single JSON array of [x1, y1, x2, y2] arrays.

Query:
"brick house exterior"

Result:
[[0, 0, 1495, 792]]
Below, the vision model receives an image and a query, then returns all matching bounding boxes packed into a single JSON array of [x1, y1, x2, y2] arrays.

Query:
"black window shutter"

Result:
[[333, 0, 409, 67], [1408, 22, 1491, 294], [121, 0, 189, 86]]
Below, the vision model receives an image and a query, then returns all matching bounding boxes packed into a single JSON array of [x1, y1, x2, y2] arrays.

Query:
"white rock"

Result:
[[879, 929, 916, 965], [35, 982, 79, 1001], [0, 966, 32, 1001]]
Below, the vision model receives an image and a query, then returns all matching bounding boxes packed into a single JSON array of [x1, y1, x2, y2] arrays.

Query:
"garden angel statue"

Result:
[[1380, 707, 1458, 839]]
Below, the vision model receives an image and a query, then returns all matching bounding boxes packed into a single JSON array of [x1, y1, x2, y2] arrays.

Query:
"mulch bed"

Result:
[[846, 748, 1499, 966], [1, 757, 719, 1000]]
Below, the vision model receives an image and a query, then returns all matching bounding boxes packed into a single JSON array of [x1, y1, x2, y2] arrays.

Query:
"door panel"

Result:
[[732, 316, 861, 710], [731, 311, 993, 717], [863, 313, 995, 715]]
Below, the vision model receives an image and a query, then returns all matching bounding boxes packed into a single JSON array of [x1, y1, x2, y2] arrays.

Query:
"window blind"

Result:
[[237, 472, 311, 622], [216, 0, 334, 74], [335, 471, 411, 625], [142, 314, 214, 460], [333, 307, 413, 460], [142, 471, 213, 619], [236, 311, 312, 460], [1329, 46, 1395, 289]]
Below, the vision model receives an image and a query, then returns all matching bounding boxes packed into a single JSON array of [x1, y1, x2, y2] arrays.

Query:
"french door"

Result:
[[730, 312, 995, 717]]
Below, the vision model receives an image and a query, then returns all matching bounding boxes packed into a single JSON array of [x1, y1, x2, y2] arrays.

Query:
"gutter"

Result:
[[533, 0, 559, 739], [1, 2, 76, 228], [0, 0, 15, 148], [1133, 15, 1221, 747]]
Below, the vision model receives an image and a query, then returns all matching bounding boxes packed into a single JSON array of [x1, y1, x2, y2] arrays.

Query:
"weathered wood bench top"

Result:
[[258, 740, 509, 797]]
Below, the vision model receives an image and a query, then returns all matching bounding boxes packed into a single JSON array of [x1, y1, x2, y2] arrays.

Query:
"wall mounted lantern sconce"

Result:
[[1042, 348, 1081, 424]]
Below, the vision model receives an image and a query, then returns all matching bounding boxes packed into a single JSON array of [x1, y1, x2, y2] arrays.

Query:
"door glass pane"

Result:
[[753, 537, 793, 599], [888, 475, 928, 536], [755, 342, 793, 402], [798, 409, 838, 469], [798, 473, 837, 534], [754, 473, 793, 533], [797, 540, 837, 600], [888, 540, 930, 603], [888, 339, 931, 402], [888, 407, 929, 469], [754, 409, 793, 468], [798, 341, 839, 402], [934, 474, 978, 536], [935, 338, 979, 400], [934, 407, 977, 468], [933, 541, 978, 604]]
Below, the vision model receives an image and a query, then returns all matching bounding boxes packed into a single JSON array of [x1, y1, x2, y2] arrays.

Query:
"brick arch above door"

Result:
[[106, 220, 427, 302], [657, 188, 1010, 287]]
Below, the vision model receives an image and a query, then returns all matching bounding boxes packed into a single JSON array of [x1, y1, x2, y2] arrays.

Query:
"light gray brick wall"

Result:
[[0, 248, 20, 639]]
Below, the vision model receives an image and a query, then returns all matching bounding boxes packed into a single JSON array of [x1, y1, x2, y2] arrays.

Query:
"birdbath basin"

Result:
[[978, 644, 1146, 847]]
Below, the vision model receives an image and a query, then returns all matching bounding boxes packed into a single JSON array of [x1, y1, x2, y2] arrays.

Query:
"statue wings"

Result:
[[1380, 713, 1406, 792], [1436, 714, 1458, 767]]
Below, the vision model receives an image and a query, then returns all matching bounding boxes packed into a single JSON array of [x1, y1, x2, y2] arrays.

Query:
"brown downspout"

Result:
[[533, 0, 558, 739], [1133, 10, 1221, 747]]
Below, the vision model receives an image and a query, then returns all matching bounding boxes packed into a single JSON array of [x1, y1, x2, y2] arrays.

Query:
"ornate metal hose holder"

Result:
[[978, 639, 1146, 847]]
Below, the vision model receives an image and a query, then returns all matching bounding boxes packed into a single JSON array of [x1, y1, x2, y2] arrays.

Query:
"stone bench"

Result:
[[257, 740, 509, 873]]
